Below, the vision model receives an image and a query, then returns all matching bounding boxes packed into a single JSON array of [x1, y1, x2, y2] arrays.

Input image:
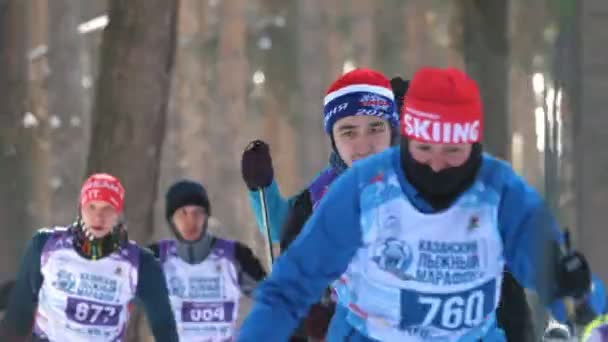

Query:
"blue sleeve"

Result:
[[237, 168, 363, 341], [247, 180, 291, 242], [135, 249, 179, 342], [587, 275, 607, 314], [0, 231, 49, 339], [498, 169, 561, 295], [497, 168, 603, 321]]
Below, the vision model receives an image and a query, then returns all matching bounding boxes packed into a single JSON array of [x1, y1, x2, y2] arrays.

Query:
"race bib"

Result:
[[65, 297, 122, 326], [181, 301, 234, 323], [400, 279, 496, 331]]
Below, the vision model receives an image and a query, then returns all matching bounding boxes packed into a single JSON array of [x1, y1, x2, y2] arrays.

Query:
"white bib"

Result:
[[158, 238, 241, 342], [334, 170, 505, 341], [34, 228, 139, 342]]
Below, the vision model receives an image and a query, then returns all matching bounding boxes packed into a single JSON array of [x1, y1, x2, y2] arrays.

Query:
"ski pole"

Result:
[[258, 187, 275, 269]]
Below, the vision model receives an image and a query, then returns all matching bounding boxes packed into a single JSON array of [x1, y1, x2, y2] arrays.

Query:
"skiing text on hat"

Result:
[[403, 107, 481, 144], [401, 67, 483, 144]]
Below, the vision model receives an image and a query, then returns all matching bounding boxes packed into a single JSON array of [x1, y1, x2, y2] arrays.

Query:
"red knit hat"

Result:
[[401, 67, 483, 144], [80, 173, 125, 213]]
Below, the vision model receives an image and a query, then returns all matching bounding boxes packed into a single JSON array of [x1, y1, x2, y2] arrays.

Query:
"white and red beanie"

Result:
[[323, 68, 399, 134], [80, 173, 125, 214], [402, 67, 483, 144]]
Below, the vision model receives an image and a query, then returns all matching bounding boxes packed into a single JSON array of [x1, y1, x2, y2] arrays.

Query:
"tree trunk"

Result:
[[174, 0, 209, 181], [460, 0, 510, 160], [87, 0, 178, 241], [555, 1, 580, 235], [349, 0, 374, 67], [154, 0, 209, 240], [325, 0, 345, 78], [0, 0, 30, 284], [48, 0, 88, 226], [85, 1, 178, 340], [79, 1, 107, 140], [575, 0, 608, 283], [404, 1, 442, 72], [296, 0, 330, 181], [214, 0, 250, 242], [508, 0, 545, 186], [374, 0, 406, 76], [24, 0, 51, 229], [258, 0, 299, 195]]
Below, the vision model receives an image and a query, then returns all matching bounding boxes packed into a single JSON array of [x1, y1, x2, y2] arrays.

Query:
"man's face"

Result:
[[331, 115, 392, 166], [172, 205, 208, 241], [80, 200, 120, 238]]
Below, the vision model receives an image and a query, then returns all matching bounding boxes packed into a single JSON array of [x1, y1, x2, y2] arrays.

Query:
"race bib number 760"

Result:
[[400, 279, 496, 331]]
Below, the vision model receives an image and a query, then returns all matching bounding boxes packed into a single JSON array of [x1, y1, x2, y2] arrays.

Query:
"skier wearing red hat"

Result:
[[237, 67, 601, 341], [0, 173, 178, 341]]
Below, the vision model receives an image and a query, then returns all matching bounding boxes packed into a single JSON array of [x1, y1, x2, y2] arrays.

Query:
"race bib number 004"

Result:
[[400, 279, 496, 331], [182, 301, 234, 323], [65, 297, 122, 326]]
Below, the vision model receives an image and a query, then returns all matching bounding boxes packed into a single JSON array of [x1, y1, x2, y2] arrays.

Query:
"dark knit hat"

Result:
[[165, 180, 210, 222]]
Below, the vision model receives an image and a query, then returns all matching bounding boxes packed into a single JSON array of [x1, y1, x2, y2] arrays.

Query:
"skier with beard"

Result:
[[237, 67, 601, 341], [0, 173, 178, 342], [147, 179, 266, 341], [242, 69, 536, 341]]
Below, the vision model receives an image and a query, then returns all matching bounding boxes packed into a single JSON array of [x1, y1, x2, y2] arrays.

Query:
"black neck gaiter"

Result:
[[72, 219, 128, 260], [401, 140, 483, 211]]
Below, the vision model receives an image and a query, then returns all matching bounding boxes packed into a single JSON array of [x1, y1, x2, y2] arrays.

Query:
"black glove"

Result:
[[304, 303, 333, 339], [557, 251, 591, 299], [390, 76, 410, 115], [241, 140, 274, 190]]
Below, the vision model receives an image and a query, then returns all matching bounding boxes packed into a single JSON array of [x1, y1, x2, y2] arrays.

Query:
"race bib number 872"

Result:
[[400, 279, 496, 331], [65, 297, 122, 326]]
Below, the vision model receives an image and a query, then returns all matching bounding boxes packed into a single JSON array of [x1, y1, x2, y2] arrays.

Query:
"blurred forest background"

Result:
[[1, 0, 608, 340]]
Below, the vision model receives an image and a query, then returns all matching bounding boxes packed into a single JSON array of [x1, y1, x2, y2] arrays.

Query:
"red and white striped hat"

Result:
[[323, 68, 398, 134]]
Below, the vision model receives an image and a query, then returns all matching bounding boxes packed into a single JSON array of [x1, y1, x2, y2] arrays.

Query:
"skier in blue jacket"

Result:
[[237, 67, 598, 341]]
